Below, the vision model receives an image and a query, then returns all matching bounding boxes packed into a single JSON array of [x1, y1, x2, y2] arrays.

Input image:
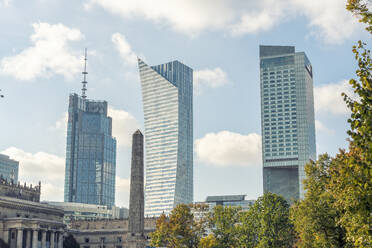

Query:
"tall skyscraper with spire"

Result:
[[259, 45, 316, 202], [138, 58, 193, 217], [64, 50, 117, 207]]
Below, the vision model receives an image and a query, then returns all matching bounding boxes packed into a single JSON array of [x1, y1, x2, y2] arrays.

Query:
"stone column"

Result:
[[32, 230, 38, 248], [57, 232, 63, 248], [16, 229, 23, 248], [3, 229, 9, 245], [128, 130, 145, 235], [27, 230, 32, 248], [50, 232, 55, 248], [41, 230, 46, 248]]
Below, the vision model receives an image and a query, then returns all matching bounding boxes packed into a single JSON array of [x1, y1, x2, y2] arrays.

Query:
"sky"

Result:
[[0, 0, 370, 208]]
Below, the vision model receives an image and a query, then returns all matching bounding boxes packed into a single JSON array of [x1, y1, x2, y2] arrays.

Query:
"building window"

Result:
[[85, 238, 89, 243], [117, 237, 122, 243]]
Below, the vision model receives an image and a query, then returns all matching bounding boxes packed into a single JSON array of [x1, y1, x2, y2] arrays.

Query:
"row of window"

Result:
[[265, 151, 299, 157]]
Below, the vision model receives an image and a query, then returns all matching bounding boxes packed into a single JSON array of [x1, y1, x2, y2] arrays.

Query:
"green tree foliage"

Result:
[[150, 204, 208, 248], [246, 193, 295, 248], [207, 193, 294, 248], [208, 205, 241, 248], [199, 234, 217, 248], [290, 155, 350, 248], [328, 41, 372, 247], [347, 0, 372, 33], [63, 234, 80, 248]]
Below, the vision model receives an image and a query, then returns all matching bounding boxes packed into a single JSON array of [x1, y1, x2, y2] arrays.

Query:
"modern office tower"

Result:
[[138, 58, 193, 216], [0, 154, 19, 182], [64, 51, 116, 207], [259, 45, 316, 202], [129, 130, 144, 235]]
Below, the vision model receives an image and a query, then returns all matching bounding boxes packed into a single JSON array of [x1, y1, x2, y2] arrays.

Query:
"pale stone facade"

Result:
[[69, 218, 156, 248], [0, 195, 65, 248]]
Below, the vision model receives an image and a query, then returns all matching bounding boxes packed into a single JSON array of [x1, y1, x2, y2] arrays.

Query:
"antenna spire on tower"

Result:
[[81, 48, 88, 99]]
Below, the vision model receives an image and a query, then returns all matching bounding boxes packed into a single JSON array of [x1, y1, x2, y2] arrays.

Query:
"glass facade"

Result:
[[138, 59, 193, 217], [0, 154, 19, 182], [259, 45, 316, 201], [64, 93, 116, 207]]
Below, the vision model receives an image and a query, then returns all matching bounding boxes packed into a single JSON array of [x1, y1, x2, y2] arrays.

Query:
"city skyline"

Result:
[[0, 0, 369, 208]]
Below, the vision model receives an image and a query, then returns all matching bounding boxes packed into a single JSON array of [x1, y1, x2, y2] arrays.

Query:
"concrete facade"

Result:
[[0, 181, 65, 248], [69, 218, 156, 248], [44, 202, 129, 226], [0, 178, 40, 203]]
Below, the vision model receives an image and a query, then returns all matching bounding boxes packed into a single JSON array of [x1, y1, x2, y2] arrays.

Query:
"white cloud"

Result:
[[1, 147, 65, 202], [112, 33, 138, 66], [194, 67, 229, 94], [0, 22, 84, 80], [292, 0, 359, 44], [314, 80, 354, 115], [115, 176, 130, 207], [108, 107, 140, 147], [2, 0, 11, 6], [315, 119, 334, 134], [86, 0, 360, 43], [230, 0, 289, 35], [195, 131, 261, 167], [52, 112, 68, 131], [1, 147, 133, 206]]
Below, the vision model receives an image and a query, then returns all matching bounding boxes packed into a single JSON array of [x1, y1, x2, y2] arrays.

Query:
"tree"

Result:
[[290, 155, 350, 248], [208, 205, 241, 248], [246, 193, 294, 248], [328, 41, 372, 247], [346, 0, 372, 33], [63, 234, 80, 248], [199, 234, 217, 248], [150, 204, 208, 248]]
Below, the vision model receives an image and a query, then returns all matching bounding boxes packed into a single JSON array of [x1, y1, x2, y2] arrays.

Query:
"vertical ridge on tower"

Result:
[[81, 48, 88, 99]]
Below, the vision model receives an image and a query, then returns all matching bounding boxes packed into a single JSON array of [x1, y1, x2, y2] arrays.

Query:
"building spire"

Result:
[[81, 48, 88, 99]]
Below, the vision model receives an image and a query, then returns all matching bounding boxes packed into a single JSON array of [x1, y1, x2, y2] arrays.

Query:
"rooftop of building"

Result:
[[205, 194, 247, 202], [259, 45, 295, 58]]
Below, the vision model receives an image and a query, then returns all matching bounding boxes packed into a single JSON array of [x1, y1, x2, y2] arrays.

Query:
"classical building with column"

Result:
[[0, 178, 66, 248]]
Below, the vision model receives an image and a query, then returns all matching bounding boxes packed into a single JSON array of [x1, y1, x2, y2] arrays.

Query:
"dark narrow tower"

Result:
[[129, 130, 144, 234]]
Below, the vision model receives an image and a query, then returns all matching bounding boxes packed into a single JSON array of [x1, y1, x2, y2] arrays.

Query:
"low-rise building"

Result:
[[44, 202, 129, 225], [194, 195, 255, 219], [69, 217, 157, 248], [0, 178, 66, 248], [202, 195, 255, 211]]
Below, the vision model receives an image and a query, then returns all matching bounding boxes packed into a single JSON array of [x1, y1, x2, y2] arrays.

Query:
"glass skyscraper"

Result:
[[0, 154, 19, 182], [64, 93, 116, 207], [138, 58, 193, 217], [259, 45, 316, 202]]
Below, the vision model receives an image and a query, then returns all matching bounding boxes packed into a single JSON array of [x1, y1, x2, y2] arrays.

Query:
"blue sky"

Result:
[[0, 0, 370, 207]]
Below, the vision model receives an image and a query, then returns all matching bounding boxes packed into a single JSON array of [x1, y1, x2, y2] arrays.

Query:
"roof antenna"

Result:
[[81, 48, 88, 99]]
